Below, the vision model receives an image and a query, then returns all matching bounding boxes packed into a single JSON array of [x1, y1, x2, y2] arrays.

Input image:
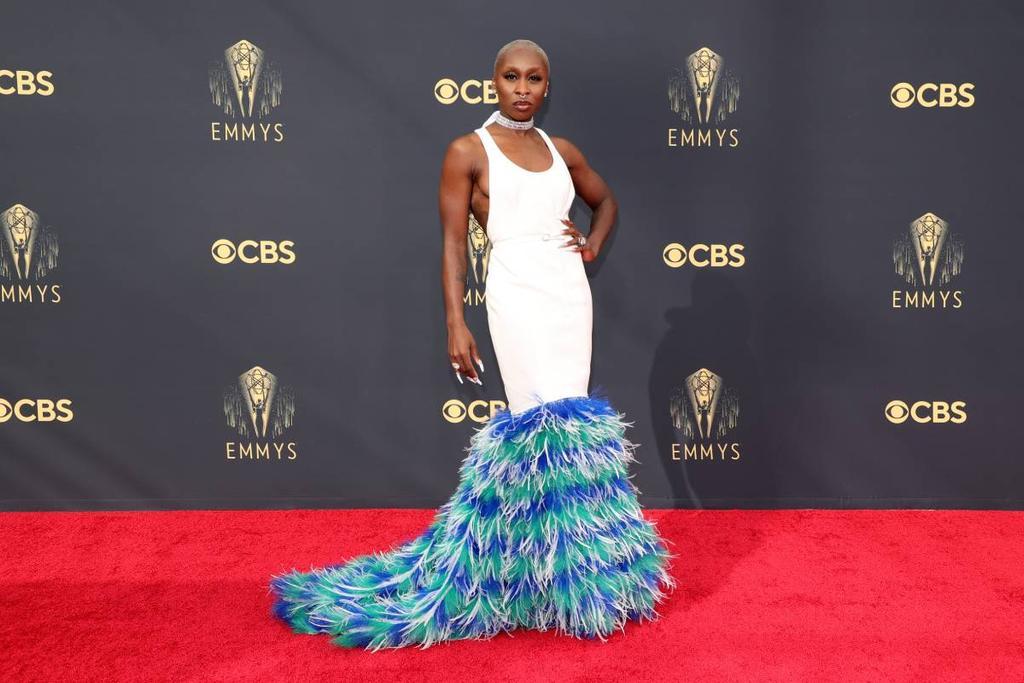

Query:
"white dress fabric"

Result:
[[474, 116, 593, 415]]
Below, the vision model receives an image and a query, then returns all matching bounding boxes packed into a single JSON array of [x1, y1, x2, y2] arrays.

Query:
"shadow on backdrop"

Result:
[[648, 269, 766, 508]]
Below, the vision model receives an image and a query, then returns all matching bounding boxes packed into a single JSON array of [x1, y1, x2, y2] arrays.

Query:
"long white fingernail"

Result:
[[455, 372, 463, 384], [475, 357, 485, 372]]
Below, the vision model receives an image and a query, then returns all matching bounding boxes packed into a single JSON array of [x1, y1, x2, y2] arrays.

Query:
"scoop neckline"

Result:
[[482, 124, 556, 174]]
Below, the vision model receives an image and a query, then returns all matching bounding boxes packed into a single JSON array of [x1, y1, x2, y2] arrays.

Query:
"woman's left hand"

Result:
[[560, 218, 599, 262]]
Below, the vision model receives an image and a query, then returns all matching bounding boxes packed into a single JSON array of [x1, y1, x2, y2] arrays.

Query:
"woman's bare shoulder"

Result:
[[442, 130, 484, 166], [446, 130, 483, 153], [547, 132, 586, 167]]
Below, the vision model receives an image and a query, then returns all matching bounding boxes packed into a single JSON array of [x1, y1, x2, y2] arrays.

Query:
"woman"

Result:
[[269, 39, 677, 650]]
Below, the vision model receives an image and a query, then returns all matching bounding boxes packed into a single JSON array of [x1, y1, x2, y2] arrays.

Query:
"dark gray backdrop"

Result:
[[2, 0, 1022, 510]]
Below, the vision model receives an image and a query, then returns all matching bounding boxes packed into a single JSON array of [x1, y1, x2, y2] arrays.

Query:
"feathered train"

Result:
[[268, 392, 678, 650]]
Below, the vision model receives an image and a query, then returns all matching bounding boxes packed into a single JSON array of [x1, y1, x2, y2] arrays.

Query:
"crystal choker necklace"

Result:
[[494, 110, 534, 130]]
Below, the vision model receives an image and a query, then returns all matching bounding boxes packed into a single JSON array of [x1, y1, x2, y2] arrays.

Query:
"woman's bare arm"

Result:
[[554, 137, 618, 259], [438, 135, 482, 382]]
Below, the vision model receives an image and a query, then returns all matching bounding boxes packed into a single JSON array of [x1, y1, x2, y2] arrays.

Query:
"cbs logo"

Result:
[[0, 398, 74, 423], [0, 70, 54, 96], [890, 82, 975, 108], [663, 243, 745, 268], [442, 399, 506, 424], [884, 400, 967, 424], [434, 78, 497, 105], [211, 239, 296, 265]]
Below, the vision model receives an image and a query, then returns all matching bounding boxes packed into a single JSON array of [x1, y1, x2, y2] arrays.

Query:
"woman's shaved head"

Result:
[[494, 39, 550, 75]]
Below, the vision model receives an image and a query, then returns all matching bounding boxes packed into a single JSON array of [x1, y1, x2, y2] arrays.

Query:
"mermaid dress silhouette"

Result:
[[269, 110, 677, 650]]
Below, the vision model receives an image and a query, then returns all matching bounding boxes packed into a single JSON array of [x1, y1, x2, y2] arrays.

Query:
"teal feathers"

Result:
[[269, 393, 677, 650]]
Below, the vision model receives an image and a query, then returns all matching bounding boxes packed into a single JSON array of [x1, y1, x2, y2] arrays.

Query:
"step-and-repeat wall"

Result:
[[3, 1, 1021, 510]]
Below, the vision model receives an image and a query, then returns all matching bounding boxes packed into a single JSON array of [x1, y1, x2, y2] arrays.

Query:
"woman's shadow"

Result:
[[648, 269, 768, 505], [647, 269, 770, 608]]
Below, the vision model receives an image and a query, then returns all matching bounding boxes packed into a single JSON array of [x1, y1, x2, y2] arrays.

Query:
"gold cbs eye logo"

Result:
[[0, 398, 74, 423], [441, 399, 505, 423], [663, 243, 745, 268], [211, 239, 296, 264], [885, 400, 967, 424], [890, 82, 975, 108], [434, 78, 497, 105]]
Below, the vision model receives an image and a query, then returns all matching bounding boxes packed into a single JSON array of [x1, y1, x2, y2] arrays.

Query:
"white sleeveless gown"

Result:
[[268, 115, 676, 652], [474, 122, 593, 415]]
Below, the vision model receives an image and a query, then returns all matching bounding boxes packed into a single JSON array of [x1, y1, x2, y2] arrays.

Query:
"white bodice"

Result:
[[473, 125, 575, 248]]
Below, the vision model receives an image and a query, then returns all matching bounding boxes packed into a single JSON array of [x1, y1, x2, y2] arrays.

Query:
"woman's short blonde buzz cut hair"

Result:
[[494, 39, 550, 75]]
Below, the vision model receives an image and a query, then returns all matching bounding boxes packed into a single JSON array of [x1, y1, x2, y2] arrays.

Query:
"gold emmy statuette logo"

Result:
[[210, 40, 281, 118], [209, 40, 284, 142], [224, 366, 294, 438], [890, 82, 975, 109], [892, 212, 964, 309], [671, 368, 739, 440], [223, 365, 297, 461], [0, 70, 55, 96], [669, 368, 741, 461], [434, 78, 497, 105], [465, 212, 490, 305], [1, 203, 61, 303], [442, 398, 506, 424], [667, 46, 740, 148]]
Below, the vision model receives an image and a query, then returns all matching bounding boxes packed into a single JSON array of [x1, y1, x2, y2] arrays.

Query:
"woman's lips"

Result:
[[513, 101, 531, 109]]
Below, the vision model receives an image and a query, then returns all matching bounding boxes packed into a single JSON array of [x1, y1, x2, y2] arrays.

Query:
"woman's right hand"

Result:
[[448, 322, 484, 385]]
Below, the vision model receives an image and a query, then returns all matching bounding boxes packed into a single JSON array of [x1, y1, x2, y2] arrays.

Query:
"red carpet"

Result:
[[2, 509, 1022, 682]]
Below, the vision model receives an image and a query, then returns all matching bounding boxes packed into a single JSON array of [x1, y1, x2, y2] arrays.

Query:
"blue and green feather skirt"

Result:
[[268, 393, 678, 650]]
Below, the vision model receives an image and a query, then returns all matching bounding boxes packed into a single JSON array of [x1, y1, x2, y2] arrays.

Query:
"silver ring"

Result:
[[576, 234, 587, 247]]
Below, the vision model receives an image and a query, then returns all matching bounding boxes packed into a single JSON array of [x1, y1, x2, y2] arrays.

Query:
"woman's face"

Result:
[[493, 48, 548, 120]]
